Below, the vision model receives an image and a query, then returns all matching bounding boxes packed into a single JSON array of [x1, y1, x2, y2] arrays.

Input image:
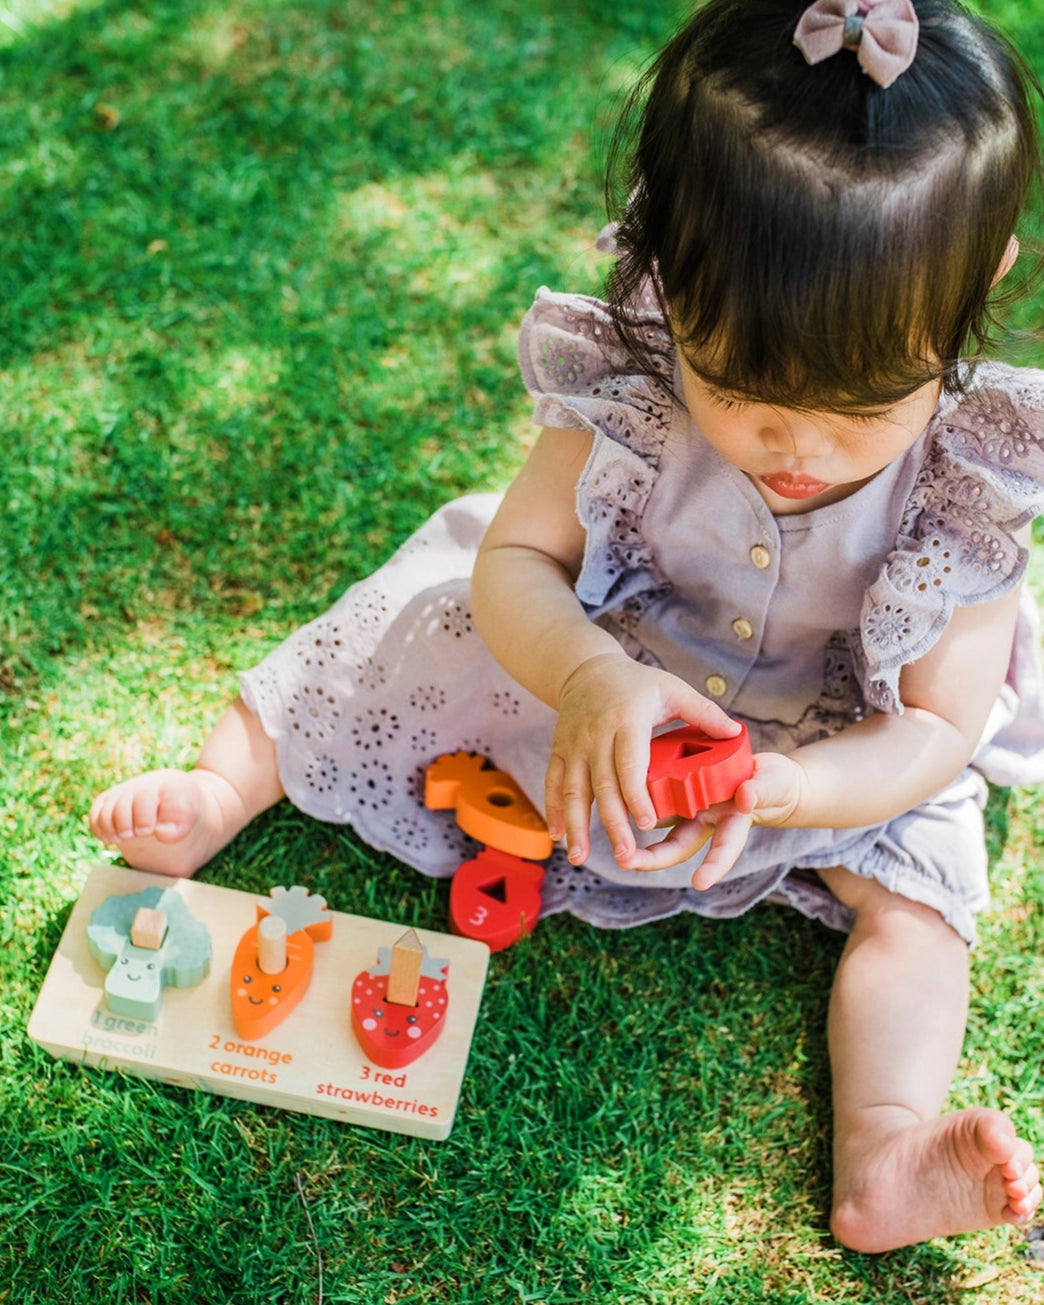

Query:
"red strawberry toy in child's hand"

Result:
[[647, 722, 754, 820], [350, 938, 450, 1070]]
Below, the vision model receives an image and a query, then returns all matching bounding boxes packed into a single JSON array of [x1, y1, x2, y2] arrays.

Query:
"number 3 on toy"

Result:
[[449, 848, 545, 953]]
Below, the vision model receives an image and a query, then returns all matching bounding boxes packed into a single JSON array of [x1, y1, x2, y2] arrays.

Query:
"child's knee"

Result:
[[817, 866, 963, 942]]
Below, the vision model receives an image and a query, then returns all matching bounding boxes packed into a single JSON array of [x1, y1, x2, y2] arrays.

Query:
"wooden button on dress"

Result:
[[750, 544, 772, 569]]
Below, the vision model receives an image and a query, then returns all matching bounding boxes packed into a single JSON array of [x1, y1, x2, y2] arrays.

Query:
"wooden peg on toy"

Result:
[[425, 751, 552, 861], [450, 848, 545, 953], [351, 937, 450, 1070], [87, 888, 211, 1021], [130, 906, 168, 951], [230, 885, 332, 1041], [646, 723, 754, 820], [257, 914, 288, 975], [386, 928, 424, 1007]]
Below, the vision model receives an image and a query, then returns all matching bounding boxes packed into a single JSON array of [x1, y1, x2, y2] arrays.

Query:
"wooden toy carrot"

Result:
[[229, 886, 332, 1041]]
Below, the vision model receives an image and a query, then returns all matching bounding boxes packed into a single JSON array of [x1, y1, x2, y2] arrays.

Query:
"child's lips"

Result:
[[759, 472, 832, 500]]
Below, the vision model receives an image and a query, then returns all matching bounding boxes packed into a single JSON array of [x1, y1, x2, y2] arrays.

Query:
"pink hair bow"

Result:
[[794, 0, 919, 89]]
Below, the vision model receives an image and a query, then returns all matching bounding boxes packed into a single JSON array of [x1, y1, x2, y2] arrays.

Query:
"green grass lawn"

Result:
[[2, 1, 1044, 1301]]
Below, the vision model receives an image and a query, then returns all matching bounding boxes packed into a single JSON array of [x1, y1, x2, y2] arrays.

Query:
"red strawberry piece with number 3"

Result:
[[449, 847, 544, 952]]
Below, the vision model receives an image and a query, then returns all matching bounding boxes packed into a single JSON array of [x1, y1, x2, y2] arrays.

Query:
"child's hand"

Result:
[[546, 653, 742, 869], [624, 750, 809, 887]]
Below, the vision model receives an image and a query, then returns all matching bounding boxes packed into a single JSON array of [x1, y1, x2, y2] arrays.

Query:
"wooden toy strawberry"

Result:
[[646, 723, 754, 820], [351, 936, 450, 1070], [450, 847, 545, 952]]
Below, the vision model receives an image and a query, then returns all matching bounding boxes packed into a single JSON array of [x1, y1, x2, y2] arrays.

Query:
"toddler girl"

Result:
[[92, 0, 1044, 1251]]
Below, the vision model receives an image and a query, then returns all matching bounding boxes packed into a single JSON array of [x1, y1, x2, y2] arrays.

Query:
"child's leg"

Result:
[[819, 866, 1041, 1252], [89, 696, 285, 878]]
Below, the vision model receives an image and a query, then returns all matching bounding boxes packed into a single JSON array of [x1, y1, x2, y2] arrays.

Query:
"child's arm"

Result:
[[471, 427, 618, 707], [471, 427, 742, 865]]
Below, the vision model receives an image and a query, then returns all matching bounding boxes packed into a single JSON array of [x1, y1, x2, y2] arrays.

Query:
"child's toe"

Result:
[[87, 793, 111, 839], [1001, 1140, 1035, 1183], [1007, 1193, 1041, 1224], [1009, 1166, 1041, 1205], [109, 795, 137, 839], [132, 793, 162, 837], [152, 788, 201, 842], [1006, 1173, 1036, 1203]]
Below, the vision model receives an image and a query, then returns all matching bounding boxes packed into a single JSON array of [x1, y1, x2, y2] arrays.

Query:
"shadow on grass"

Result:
[[0, 0, 690, 696]]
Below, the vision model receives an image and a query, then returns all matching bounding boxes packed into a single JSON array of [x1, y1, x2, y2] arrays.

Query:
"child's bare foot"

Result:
[[831, 1106, 1042, 1253], [89, 768, 250, 878]]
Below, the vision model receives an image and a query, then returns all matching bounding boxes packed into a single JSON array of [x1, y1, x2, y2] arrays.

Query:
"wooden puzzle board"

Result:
[[28, 864, 490, 1141]]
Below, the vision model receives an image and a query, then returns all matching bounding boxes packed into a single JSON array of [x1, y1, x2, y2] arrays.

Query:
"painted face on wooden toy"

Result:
[[236, 967, 284, 1007], [106, 944, 165, 1009], [351, 970, 448, 1069]]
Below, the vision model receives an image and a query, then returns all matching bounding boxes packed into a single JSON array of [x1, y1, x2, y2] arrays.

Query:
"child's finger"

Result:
[[622, 816, 713, 872], [669, 681, 743, 739], [559, 757, 595, 865], [731, 753, 805, 826], [544, 752, 567, 842], [590, 754, 638, 865], [613, 726, 658, 832], [690, 808, 754, 889]]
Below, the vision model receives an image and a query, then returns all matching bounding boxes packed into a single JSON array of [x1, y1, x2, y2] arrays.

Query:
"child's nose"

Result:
[[759, 419, 831, 460]]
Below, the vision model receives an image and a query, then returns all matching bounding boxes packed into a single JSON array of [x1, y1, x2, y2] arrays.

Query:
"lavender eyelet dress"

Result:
[[240, 287, 1044, 943]]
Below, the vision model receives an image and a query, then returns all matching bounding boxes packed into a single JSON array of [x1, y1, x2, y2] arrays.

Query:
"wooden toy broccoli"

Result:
[[86, 887, 212, 1021]]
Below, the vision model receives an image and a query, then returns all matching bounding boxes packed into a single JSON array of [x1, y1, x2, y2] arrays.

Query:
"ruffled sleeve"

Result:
[[517, 288, 677, 615], [859, 364, 1044, 713]]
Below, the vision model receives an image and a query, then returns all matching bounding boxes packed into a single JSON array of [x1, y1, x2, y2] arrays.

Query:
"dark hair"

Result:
[[605, 0, 1043, 411]]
